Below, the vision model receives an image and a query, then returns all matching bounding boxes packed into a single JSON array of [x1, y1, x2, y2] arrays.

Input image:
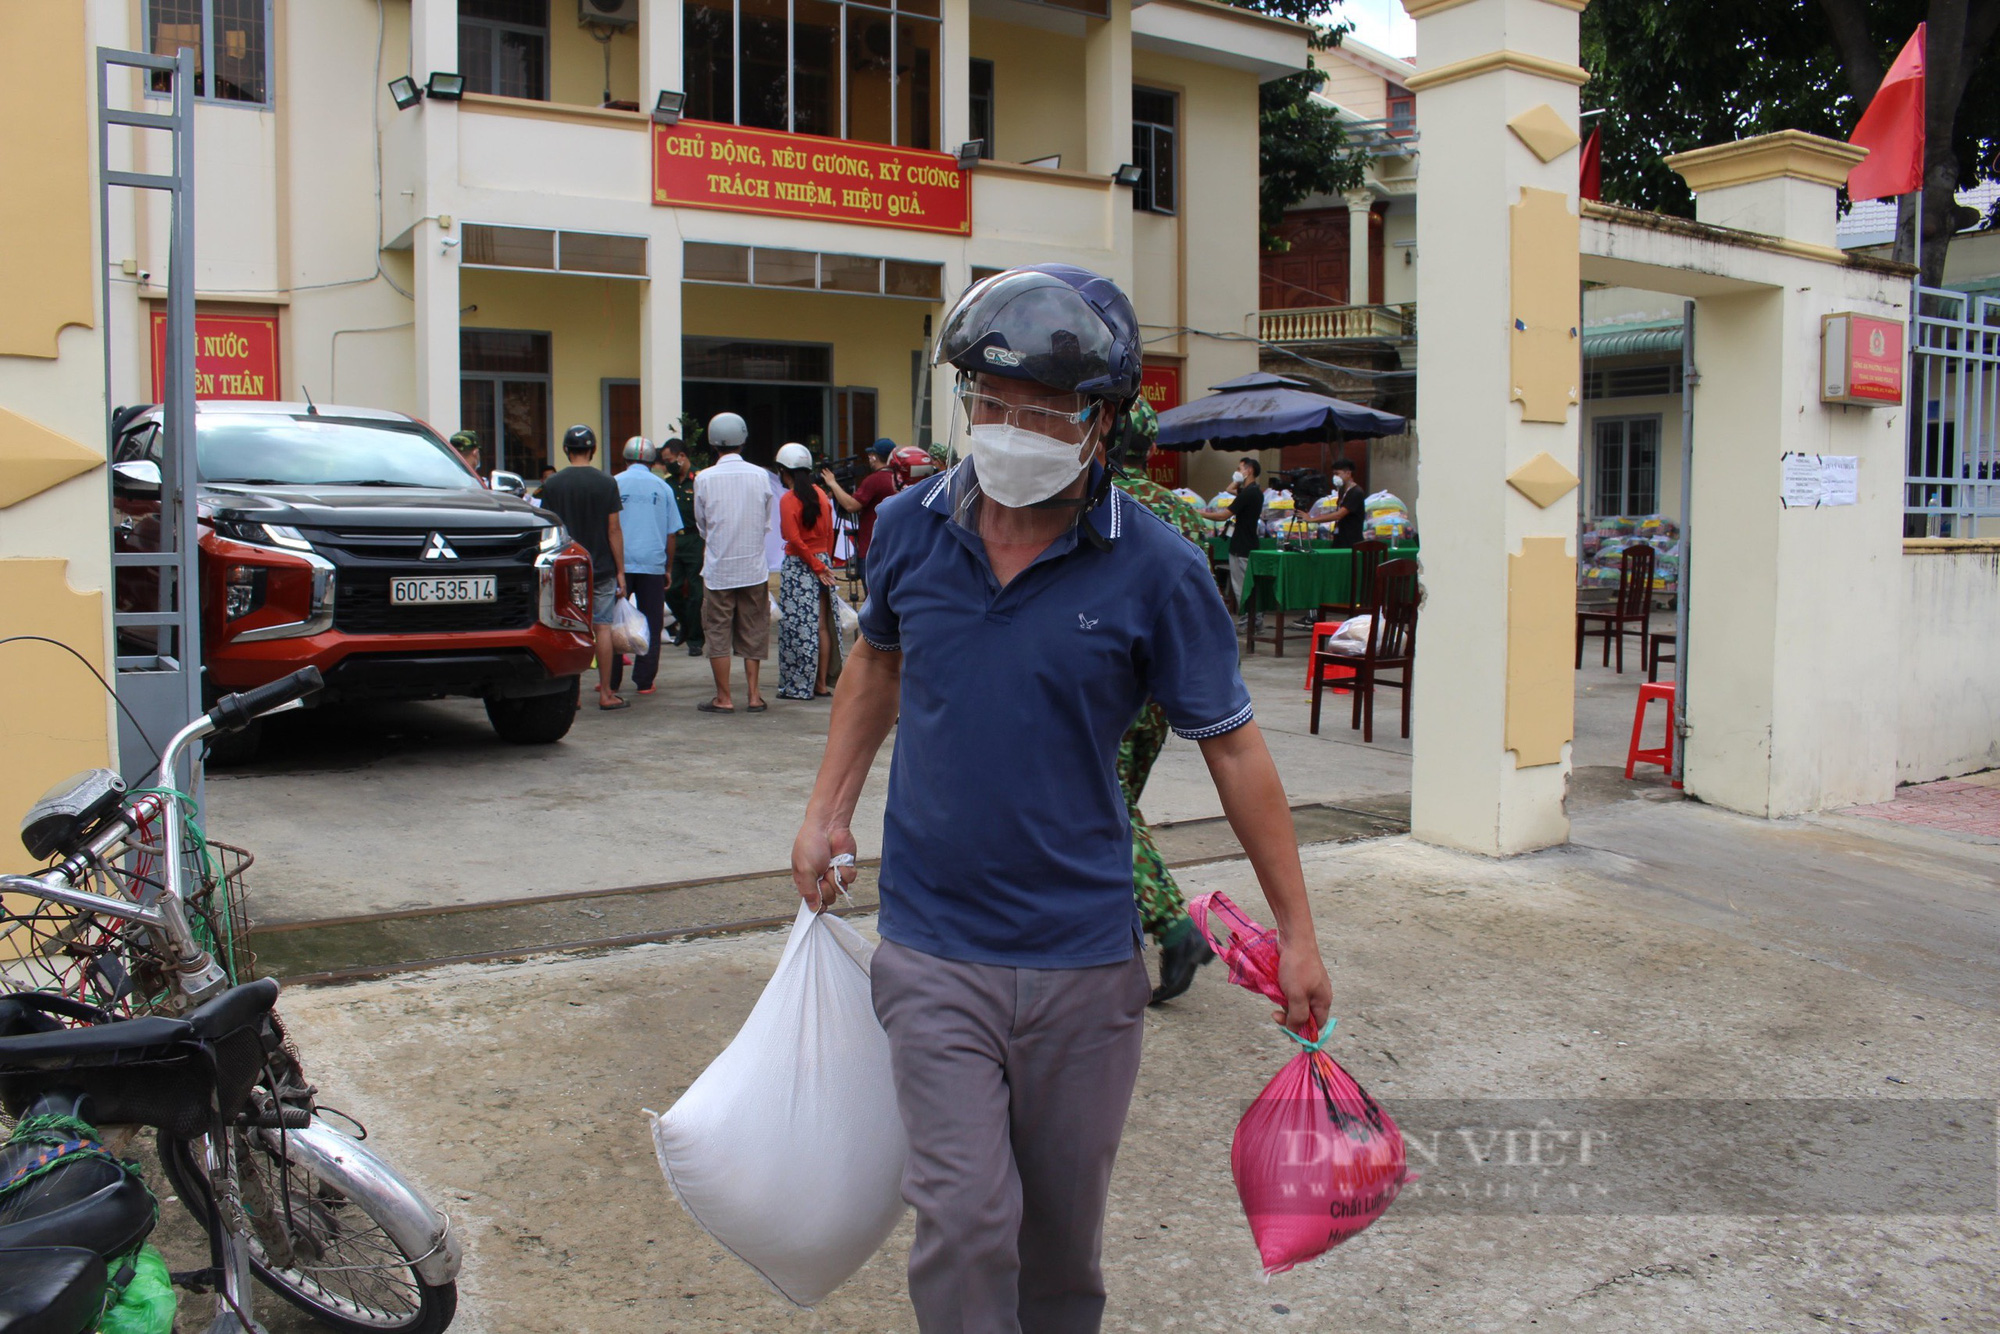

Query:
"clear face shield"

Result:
[[943, 373, 1107, 515]]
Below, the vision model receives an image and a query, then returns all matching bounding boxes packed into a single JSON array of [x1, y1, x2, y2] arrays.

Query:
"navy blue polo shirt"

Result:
[[859, 462, 1253, 969]]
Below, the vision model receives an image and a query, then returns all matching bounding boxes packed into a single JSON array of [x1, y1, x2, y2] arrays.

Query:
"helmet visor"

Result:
[[936, 270, 1118, 395]]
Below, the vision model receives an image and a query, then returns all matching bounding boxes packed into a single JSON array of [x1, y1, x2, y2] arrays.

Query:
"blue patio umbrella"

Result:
[[1154, 371, 1406, 451]]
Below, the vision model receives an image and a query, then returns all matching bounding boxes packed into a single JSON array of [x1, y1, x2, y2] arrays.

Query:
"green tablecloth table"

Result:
[[1241, 546, 1419, 656]]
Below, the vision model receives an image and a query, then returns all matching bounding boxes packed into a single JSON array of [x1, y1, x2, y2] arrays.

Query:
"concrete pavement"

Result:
[[157, 798, 2000, 1333]]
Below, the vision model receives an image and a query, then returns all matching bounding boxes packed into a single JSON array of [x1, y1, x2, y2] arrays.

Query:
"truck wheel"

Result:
[[485, 678, 579, 744]]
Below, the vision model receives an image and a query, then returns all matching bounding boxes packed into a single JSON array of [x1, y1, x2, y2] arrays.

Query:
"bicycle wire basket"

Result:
[[0, 839, 260, 1017]]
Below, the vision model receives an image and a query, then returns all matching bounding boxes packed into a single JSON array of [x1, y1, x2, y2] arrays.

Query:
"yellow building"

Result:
[[1, 3, 117, 873], [91, 0, 1307, 490]]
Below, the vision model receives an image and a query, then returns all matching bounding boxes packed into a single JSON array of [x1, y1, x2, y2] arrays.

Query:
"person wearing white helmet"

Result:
[[691, 411, 774, 713], [611, 436, 680, 695], [773, 442, 842, 701]]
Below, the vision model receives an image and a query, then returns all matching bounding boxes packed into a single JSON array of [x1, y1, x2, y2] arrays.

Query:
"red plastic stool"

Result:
[[1303, 620, 1354, 690], [1625, 682, 1682, 787]]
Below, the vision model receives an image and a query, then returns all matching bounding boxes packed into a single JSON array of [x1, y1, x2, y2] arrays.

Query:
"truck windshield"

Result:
[[199, 415, 478, 489]]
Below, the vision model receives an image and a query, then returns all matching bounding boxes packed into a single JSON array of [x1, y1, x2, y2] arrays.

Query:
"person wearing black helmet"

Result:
[[790, 264, 1332, 1332], [536, 425, 630, 710]]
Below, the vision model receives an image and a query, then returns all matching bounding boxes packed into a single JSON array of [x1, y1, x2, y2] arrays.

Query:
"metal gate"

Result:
[[1907, 285, 2000, 539], [100, 47, 201, 783]]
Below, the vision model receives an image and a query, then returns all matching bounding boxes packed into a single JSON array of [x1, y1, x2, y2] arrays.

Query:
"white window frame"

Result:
[[459, 0, 555, 103], [1592, 414, 1662, 518], [143, 0, 275, 109]]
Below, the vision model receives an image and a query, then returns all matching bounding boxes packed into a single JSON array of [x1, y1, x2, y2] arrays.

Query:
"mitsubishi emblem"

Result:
[[422, 532, 458, 561]]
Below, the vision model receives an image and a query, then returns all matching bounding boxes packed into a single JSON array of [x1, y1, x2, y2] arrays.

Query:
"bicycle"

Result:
[[1, 667, 460, 1333]]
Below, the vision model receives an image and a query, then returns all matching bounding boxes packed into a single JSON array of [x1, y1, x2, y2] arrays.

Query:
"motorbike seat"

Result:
[[0, 1248, 106, 1334], [0, 1093, 156, 1262], [185, 977, 279, 1043]]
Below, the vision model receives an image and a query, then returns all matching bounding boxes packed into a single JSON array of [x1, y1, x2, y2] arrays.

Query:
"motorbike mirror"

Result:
[[112, 459, 162, 498], [489, 469, 526, 497]]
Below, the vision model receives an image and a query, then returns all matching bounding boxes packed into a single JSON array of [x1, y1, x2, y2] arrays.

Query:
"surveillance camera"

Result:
[[138, 270, 152, 282], [441, 237, 461, 248]]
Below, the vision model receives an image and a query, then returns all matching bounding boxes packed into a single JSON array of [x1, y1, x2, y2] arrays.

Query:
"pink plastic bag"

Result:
[[1189, 891, 1406, 1276]]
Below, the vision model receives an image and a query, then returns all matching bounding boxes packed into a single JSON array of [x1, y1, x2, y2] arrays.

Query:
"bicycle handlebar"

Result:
[[205, 666, 323, 734]]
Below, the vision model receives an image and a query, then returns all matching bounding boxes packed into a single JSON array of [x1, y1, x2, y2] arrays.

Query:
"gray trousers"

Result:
[[871, 939, 1151, 1334]]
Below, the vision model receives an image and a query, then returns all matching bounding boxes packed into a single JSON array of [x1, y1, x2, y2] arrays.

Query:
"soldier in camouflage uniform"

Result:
[[658, 438, 705, 654], [1112, 396, 1219, 1003]]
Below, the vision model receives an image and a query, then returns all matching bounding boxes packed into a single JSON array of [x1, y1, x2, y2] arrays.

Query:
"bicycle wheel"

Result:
[[159, 1128, 457, 1334]]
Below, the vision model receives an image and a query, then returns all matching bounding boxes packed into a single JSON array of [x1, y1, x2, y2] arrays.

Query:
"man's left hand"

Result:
[[616, 573, 628, 598], [1274, 940, 1333, 1037]]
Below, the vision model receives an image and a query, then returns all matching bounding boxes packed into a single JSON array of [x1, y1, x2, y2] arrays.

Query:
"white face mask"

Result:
[[966, 423, 1091, 509]]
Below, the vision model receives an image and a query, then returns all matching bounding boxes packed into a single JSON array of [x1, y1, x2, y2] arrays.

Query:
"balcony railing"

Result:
[[1259, 303, 1415, 344]]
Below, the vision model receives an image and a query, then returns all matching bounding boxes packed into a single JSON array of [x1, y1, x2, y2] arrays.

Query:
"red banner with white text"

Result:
[[653, 121, 970, 236], [150, 309, 281, 402]]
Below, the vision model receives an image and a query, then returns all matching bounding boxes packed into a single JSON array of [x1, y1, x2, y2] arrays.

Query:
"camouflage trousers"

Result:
[[1120, 701, 1192, 946]]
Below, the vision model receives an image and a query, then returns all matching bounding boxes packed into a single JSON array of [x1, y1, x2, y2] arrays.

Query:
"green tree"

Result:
[[1582, 0, 2000, 283], [1259, 62, 1372, 240], [1213, 0, 1371, 244]]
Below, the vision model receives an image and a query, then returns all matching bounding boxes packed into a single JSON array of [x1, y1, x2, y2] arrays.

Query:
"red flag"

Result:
[[1848, 24, 1926, 201], [1579, 126, 1602, 202]]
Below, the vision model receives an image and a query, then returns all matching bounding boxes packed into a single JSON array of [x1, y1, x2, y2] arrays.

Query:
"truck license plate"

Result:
[[389, 575, 496, 605]]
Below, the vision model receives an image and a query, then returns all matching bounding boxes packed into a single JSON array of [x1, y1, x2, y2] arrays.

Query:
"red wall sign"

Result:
[[1140, 362, 1183, 486], [150, 310, 281, 402], [653, 121, 970, 236], [1821, 312, 1904, 406]]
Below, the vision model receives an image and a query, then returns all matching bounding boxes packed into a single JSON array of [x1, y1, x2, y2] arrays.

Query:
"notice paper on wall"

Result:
[[1781, 452, 1859, 508]]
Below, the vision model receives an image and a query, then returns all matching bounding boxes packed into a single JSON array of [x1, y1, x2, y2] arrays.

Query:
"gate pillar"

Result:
[[1401, 0, 1589, 854]]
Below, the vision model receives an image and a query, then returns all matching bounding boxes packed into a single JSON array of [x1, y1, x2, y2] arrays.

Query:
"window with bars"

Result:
[[683, 243, 941, 299], [147, 0, 269, 105], [1592, 416, 1660, 518], [1132, 87, 1177, 214], [685, 0, 941, 149], [462, 225, 647, 277], [1386, 84, 1415, 135], [460, 0, 550, 101], [1583, 363, 1682, 400], [969, 59, 995, 158]]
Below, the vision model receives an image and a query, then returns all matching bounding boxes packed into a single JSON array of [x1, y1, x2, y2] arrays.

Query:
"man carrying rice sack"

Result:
[[792, 264, 1332, 1334]]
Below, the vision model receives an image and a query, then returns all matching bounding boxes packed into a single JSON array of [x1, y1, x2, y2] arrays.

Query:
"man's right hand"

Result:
[[792, 821, 858, 912]]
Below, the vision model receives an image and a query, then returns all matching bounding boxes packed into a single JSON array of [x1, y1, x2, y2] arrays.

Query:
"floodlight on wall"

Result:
[[388, 76, 423, 110], [955, 140, 984, 171], [653, 90, 687, 125], [424, 72, 466, 100], [1112, 163, 1144, 187]]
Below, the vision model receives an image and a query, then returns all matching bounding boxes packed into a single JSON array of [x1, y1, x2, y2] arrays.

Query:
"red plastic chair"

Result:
[[1625, 681, 1682, 787]]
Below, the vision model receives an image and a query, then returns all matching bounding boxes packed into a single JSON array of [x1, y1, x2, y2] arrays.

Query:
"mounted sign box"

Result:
[[1821, 312, 1904, 406], [149, 308, 281, 401], [653, 121, 969, 236]]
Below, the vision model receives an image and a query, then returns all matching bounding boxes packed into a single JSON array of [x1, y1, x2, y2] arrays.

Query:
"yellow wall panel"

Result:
[[1509, 187, 1580, 423], [0, 561, 111, 875], [1505, 536, 1574, 768], [0, 0, 96, 358], [0, 406, 105, 510]]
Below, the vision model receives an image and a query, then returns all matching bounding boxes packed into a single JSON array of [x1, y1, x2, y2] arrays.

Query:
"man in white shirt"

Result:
[[692, 412, 775, 714]]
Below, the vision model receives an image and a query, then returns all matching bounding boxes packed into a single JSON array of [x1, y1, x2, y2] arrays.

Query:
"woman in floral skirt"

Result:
[[774, 442, 841, 701]]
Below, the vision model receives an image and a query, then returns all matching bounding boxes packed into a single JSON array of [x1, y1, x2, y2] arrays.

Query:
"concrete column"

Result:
[[1399, 0, 1589, 855], [641, 235, 684, 444], [1661, 133, 1900, 817], [1083, 3, 1133, 289], [941, 0, 972, 155], [411, 0, 460, 434], [1083, 2, 1132, 177], [639, 0, 682, 108], [1344, 190, 1373, 304]]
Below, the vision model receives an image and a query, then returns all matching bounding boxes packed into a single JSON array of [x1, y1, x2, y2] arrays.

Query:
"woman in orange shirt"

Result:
[[775, 442, 842, 701]]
